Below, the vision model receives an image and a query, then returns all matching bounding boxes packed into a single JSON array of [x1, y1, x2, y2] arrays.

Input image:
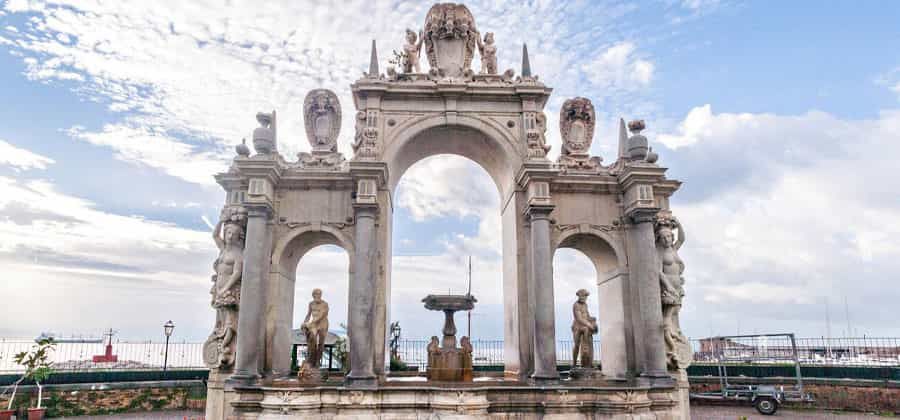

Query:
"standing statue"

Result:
[[571, 289, 599, 368], [203, 206, 247, 369], [656, 212, 692, 371], [475, 31, 497, 74], [301, 288, 330, 371], [402, 29, 424, 73]]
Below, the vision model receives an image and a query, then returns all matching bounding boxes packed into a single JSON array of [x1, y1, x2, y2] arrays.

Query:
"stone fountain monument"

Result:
[[203, 3, 692, 419], [423, 294, 476, 381]]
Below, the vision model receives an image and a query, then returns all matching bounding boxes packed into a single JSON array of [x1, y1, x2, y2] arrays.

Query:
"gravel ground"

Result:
[[693, 405, 893, 419]]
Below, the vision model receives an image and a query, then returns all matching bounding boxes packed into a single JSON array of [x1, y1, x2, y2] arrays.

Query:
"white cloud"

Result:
[[0, 173, 216, 338], [0, 138, 54, 170], [659, 106, 900, 337], [582, 42, 655, 90]]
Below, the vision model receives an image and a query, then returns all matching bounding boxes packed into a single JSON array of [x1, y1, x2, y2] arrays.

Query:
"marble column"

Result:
[[628, 210, 668, 377], [528, 205, 559, 380], [229, 206, 271, 384], [347, 204, 377, 384]]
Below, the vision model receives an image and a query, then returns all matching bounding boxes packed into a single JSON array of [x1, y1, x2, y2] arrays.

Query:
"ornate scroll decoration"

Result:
[[525, 111, 550, 160], [299, 89, 346, 169], [655, 211, 693, 371], [351, 110, 379, 160], [558, 97, 601, 172], [203, 205, 248, 369], [423, 3, 478, 78]]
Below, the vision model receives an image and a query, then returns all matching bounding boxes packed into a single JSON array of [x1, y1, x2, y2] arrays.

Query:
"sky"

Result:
[[0, 0, 899, 344]]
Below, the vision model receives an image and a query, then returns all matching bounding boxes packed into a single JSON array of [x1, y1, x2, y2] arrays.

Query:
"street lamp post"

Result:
[[163, 320, 175, 371]]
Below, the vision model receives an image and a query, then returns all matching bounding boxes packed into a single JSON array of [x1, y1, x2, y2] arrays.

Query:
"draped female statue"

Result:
[[656, 212, 692, 371], [204, 207, 246, 369]]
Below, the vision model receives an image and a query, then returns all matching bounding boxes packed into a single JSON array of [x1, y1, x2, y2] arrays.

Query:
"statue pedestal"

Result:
[[568, 367, 602, 381], [427, 348, 473, 382]]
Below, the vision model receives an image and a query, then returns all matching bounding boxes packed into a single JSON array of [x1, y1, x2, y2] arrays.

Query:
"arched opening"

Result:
[[391, 155, 505, 369], [292, 244, 349, 371], [268, 228, 353, 376], [553, 248, 600, 368], [382, 119, 528, 375], [553, 231, 630, 379]]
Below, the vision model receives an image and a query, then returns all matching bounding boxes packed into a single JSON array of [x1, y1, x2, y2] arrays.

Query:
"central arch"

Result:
[[379, 115, 531, 376]]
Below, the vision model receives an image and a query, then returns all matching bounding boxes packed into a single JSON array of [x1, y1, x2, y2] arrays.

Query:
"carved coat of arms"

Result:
[[303, 89, 341, 153]]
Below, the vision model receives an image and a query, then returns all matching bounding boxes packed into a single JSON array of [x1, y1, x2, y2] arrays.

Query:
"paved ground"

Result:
[[693, 405, 893, 419], [59, 411, 203, 419], [55, 407, 895, 419]]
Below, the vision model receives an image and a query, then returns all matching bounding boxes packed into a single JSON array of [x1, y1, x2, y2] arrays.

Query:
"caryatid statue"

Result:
[[475, 31, 497, 74], [402, 29, 424, 73], [656, 211, 692, 371], [571, 289, 598, 368], [301, 288, 329, 370], [203, 206, 247, 369]]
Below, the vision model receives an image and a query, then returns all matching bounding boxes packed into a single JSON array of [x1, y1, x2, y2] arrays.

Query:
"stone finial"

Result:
[[628, 119, 645, 134], [625, 120, 659, 163], [252, 111, 276, 155], [521, 43, 532, 77], [617, 118, 628, 159], [235, 138, 250, 157], [368, 39, 379, 77]]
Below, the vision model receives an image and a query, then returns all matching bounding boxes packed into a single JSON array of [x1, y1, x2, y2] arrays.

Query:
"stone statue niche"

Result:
[[298, 288, 330, 382], [422, 294, 476, 381], [423, 3, 478, 78], [203, 206, 248, 370], [570, 289, 599, 379], [298, 89, 345, 169], [655, 211, 693, 371]]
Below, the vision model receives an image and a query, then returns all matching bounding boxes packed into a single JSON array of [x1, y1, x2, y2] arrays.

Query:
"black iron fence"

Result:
[[2, 336, 897, 373]]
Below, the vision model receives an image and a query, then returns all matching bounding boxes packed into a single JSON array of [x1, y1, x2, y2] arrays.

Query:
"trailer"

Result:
[[690, 333, 814, 415]]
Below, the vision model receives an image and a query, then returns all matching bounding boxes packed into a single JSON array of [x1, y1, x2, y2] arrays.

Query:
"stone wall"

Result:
[[690, 377, 900, 415], [3, 380, 205, 418]]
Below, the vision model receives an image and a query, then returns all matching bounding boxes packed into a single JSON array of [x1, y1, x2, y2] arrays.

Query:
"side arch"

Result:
[[552, 225, 632, 379], [266, 225, 355, 376]]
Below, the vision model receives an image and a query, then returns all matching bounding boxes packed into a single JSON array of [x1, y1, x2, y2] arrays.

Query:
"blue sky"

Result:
[[0, 0, 898, 343]]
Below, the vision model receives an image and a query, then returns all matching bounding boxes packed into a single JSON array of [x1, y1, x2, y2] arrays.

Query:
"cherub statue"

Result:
[[476, 31, 497, 74], [571, 289, 598, 368], [402, 29, 424, 73]]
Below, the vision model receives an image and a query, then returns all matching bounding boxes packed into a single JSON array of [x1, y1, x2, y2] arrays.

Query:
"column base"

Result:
[[225, 372, 259, 388], [345, 374, 378, 388]]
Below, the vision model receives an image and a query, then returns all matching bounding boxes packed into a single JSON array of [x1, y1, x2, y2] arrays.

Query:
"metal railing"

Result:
[[2, 336, 896, 373], [0, 339, 204, 373], [690, 336, 900, 367]]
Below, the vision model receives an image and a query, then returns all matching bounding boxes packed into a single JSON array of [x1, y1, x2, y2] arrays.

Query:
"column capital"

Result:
[[352, 202, 379, 216], [524, 203, 555, 220], [626, 207, 659, 224], [244, 203, 273, 219]]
